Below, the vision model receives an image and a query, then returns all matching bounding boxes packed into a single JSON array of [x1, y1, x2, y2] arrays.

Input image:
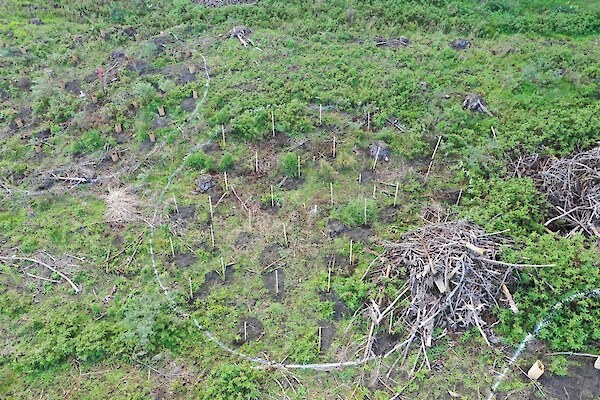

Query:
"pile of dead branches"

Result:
[[539, 145, 600, 237], [371, 221, 516, 354]]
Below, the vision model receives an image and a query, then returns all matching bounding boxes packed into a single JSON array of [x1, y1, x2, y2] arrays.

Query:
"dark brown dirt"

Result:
[[319, 291, 352, 321], [189, 265, 234, 302], [260, 243, 282, 267], [14, 76, 32, 92], [325, 219, 348, 238], [235, 232, 255, 249], [318, 321, 336, 352], [169, 205, 196, 222], [232, 317, 264, 346], [279, 177, 304, 191], [152, 116, 171, 130], [344, 226, 372, 244], [169, 252, 197, 268], [373, 331, 401, 356], [539, 359, 600, 400], [262, 269, 285, 300], [379, 206, 399, 224], [180, 97, 197, 112], [64, 80, 82, 94]]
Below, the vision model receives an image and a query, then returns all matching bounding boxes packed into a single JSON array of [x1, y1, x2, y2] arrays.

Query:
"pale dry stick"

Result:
[[210, 224, 215, 249], [0, 255, 80, 293], [271, 110, 275, 137], [363, 319, 376, 359], [330, 182, 334, 206], [283, 223, 288, 246], [189, 276, 193, 300], [221, 124, 226, 147], [393, 182, 400, 206], [372, 146, 381, 170], [455, 188, 463, 206], [244, 321, 248, 341], [221, 257, 226, 279], [275, 269, 280, 294], [208, 195, 214, 220], [231, 187, 249, 212], [255, 151, 259, 173], [318, 326, 322, 351], [425, 136, 442, 180], [214, 191, 228, 208], [224, 171, 229, 191], [372, 184, 376, 198], [297, 155, 301, 178], [26, 273, 61, 283], [491, 126, 497, 140], [169, 237, 175, 257], [349, 240, 354, 265]]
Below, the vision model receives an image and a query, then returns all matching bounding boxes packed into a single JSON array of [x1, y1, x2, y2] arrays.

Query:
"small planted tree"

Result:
[[281, 152, 299, 177]]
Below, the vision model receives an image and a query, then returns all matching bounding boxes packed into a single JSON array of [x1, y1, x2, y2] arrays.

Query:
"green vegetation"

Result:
[[1, 0, 599, 398]]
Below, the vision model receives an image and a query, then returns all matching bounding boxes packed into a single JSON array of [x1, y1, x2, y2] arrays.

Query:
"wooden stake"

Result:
[[149, 132, 156, 142], [330, 182, 334, 206], [455, 188, 463, 206], [358, 172, 362, 183], [208, 195, 214, 220], [270, 185, 275, 207], [372, 146, 381, 170], [297, 155, 301, 178], [173, 195, 179, 214], [319, 104, 322, 125], [275, 269, 279, 294], [221, 257, 226, 280], [111, 151, 119, 162], [271, 110, 275, 137], [372, 184, 376, 198], [169, 237, 175, 257], [393, 182, 400, 207], [189, 276, 193, 300], [332, 136, 336, 158], [34, 143, 42, 153], [255, 151, 259, 173], [210, 224, 215, 249], [349, 240, 353, 265], [283, 223, 288, 246], [158, 105, 165, 117], [188, 64, 196, 74], [91, 95, 98, 104], [221, 125, 226, 147], [223, 171, 228, 191], [389, 310, 393, 334], [115, 123, 122, 133], [192, 89, 198, 99], [244, 321, 248, 341], [15, 118, 23, 128]]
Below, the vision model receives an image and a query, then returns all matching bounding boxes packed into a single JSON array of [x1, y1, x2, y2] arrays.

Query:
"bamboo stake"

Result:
[[244, 321, 248, 341], [271, 110, 275, 137], [271, 185, 275, 207], [169, 237, 175, 257], [210, 224, 215, 249], [275, 270, 279, 294], [372, 184, 376, 198], [283, 223, 288, 246], [189, 276, 193, 300], [255, 151, 259, 173], [319, 104, 322, 125], [330, 182, 334, 206], [327, 261, 332, 292], [372, 146, 381, 170], [221, 257, 226, 280], [221, 124, 226, 147], [425, 136, 442, 180], [393, 182, 400, 206], [297, 155, 301, 178], [208, 195, 214, 220], [349, 240, 353, 265], [318, 326, 323, 351], [224, 171, 229, 191], [367, 111, 371, 131]]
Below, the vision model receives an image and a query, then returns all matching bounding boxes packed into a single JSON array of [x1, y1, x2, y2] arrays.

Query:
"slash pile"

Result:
[[540, 145, 600, 237], [378, 220, 515, 349]]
